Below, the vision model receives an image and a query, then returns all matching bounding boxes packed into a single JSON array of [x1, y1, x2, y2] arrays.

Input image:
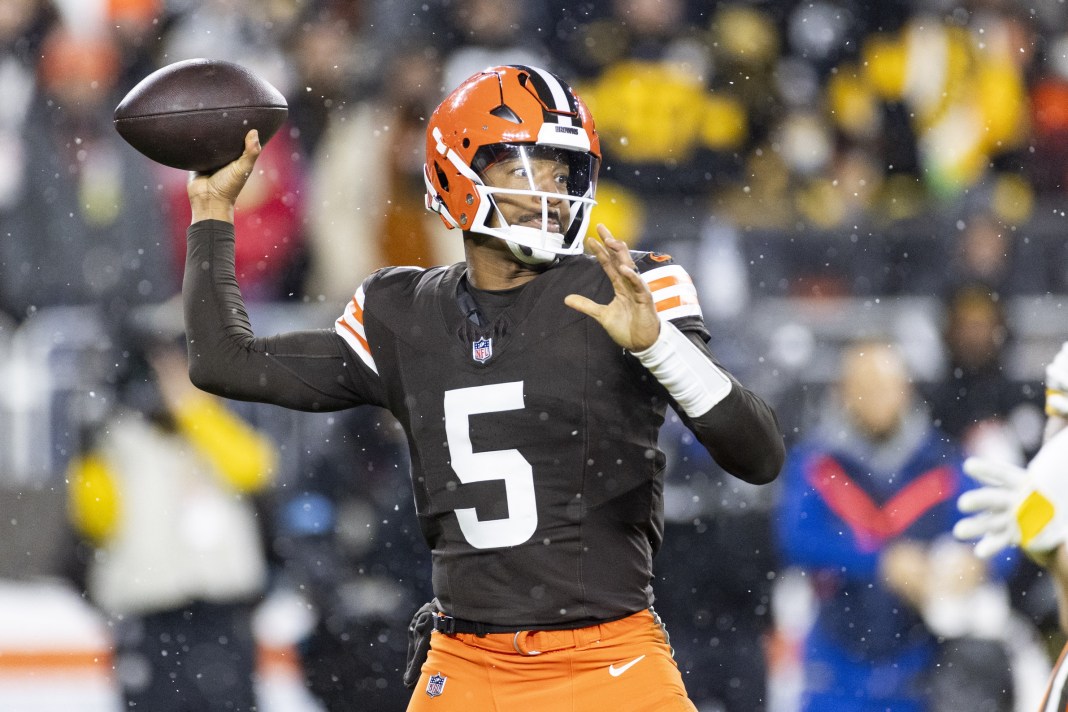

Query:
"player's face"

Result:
[[481, 154, 572, 233]]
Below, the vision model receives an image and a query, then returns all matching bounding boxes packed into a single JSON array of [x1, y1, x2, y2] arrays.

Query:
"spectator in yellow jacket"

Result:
[[67, 336, 277, 712]]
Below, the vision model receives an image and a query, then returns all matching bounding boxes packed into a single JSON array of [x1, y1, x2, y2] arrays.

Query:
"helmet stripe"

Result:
[[515, 65, 578, 127]]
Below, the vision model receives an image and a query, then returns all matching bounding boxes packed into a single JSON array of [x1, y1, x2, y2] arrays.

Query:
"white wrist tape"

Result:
[[630, 321, 732, 417]]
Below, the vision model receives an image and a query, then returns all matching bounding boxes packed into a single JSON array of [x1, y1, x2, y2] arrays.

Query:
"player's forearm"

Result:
[[686, 380, 785, 484], [183, 220, 362, 411], [632, 323, 783, 484]]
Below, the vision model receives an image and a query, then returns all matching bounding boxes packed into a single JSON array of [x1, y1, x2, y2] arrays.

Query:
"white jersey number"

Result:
[[443, 382, 537, 549]]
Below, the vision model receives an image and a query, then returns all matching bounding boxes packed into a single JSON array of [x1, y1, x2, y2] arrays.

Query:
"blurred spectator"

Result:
[[0, 0, 56, 213], [158, 0, 309, 303], [925, 283, 1041, 463], [1028, 32, 1068, 194], [438, 0, 550, 99], [943, 205, 1051, 299], [835, 7, 1029, 203], [270, 407, 431, 711], [282, 0, 382, 158], [774, 339, 1020, 712], [105, 0, 172, 93], [0, 24, 175, 322], [160, 0, 296, 94], [576, 0, 747, 248], [655, 412, 777, 712], [302, 45, 464, 303], [162, 122, 309, 302], [65, 327, 278, 712]]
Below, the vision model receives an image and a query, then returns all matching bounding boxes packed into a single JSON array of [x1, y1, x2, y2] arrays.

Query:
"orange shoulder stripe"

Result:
[[337, 318, 370, 354], [655, 295, 683, 312]]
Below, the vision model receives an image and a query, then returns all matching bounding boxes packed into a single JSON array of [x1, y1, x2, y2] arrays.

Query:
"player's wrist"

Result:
[[631, 321, 731, 417], [189, 195, 236, 224]]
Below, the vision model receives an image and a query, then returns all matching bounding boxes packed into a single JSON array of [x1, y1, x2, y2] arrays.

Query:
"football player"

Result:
[[954, 342, 1068, 710], [182, 65, 784, 709]]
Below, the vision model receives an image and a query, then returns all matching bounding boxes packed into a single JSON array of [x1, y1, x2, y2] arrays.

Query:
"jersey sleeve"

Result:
[[633, 251, 710, 341], [335, 278, 379, 375], [183, 220, 385, 411]]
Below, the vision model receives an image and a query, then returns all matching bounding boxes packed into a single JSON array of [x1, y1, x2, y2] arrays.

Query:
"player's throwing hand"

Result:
[[187, 129, 262, 223]]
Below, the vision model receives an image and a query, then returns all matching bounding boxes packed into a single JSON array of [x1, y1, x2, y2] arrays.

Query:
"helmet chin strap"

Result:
[[507, 240, 558, 265]]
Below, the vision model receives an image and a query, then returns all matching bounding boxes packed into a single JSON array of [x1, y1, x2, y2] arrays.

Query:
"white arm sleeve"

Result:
[[630, 321, 732, 418]]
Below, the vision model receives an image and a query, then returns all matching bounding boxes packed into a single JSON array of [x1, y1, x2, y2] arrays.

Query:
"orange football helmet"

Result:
[[424, 65, 601, 263]]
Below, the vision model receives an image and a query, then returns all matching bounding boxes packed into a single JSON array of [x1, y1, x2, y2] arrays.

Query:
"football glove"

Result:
[[954, 427, 1068, 558], [1047, 341, 1068, 418]]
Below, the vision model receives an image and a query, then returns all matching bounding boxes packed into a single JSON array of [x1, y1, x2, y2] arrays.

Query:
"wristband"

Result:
[[630, 321, 731, 417]]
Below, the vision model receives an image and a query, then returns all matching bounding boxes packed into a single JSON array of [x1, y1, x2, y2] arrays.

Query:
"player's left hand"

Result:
[[955, 428, 1068, 558], [564, 224, 661, 352]]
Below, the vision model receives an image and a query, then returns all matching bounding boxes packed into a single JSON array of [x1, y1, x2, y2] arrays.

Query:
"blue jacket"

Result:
[[775, 408, 1014, 707]]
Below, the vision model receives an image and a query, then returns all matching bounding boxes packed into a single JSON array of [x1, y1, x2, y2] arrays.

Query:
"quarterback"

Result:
[[182, 65, 784, 709]]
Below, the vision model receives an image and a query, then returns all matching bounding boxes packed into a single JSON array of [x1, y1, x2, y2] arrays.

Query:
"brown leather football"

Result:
[[114, 58, 288, 172]]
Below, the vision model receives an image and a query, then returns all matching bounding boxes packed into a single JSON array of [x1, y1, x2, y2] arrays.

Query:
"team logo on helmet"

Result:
[[426, 673, 447, 697]]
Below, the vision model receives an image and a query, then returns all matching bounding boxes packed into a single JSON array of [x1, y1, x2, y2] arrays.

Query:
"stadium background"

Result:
[[0, 0, 1066, 709]]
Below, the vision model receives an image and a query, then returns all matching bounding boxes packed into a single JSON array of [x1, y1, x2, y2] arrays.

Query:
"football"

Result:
[[114, 58, 288, 173]]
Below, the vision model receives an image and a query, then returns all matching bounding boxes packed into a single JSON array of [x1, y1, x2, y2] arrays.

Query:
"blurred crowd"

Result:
[[2, 0, 1068, 321], [1, 0, 1067, 710]]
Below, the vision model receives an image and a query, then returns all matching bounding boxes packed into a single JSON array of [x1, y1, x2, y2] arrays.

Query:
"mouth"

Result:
[[517, 212, 562, 233]]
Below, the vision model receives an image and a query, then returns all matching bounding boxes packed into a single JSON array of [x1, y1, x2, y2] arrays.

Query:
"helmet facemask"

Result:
[[465, 144, 598, 264]]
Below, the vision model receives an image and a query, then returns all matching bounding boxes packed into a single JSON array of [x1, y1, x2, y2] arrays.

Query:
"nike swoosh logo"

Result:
[[608, 654, 646, 677]]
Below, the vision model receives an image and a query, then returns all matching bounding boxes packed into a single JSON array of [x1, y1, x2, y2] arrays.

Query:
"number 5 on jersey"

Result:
[[444, 382, 537, 549]]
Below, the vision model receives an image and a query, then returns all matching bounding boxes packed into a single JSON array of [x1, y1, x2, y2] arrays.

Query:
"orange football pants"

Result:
[[404, 609, 697, 711]]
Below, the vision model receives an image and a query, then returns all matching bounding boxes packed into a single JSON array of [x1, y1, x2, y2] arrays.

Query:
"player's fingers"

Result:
[[585, 235, 626, 288], [962, 456, 1025, 488], [974, 529, 1015, 559], [232, 129, 262, 174], [591, 227, 650, 301], [564, 293, 605, 320], [619, 260, 649, 294], [953, 511, 1000, 541], [596, 225, 637, 270], [957, 487, 1013, 514], [595, 223, 615, 242]]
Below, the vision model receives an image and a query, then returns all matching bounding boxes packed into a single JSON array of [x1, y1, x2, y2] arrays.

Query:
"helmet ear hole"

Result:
[[434, 163, 450, 192]]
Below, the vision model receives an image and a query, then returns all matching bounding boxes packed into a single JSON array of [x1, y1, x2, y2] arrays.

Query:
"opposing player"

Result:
[[955, 342, 1068, 710], [182, 65, 784, 709]]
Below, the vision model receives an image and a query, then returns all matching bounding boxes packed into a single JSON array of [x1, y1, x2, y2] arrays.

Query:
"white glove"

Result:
[[954, 428, 1068, 558], [1047, 341, 1068, 418]]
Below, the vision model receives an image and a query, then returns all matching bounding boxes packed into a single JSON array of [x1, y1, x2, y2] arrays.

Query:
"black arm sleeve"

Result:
[[183, 220, 383, 411], [675, 330, 785, 486]]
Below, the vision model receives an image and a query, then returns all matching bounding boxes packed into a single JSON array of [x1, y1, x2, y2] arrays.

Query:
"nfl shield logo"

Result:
[[472, 337, 493, 363], [426, 673, 447, 697]]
